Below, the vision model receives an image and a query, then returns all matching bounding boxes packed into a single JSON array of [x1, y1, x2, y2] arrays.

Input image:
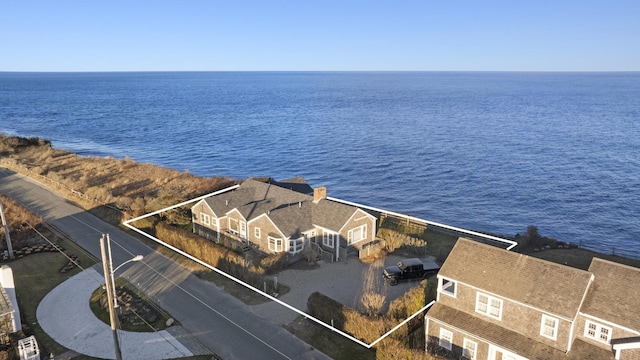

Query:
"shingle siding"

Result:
[[438, 239, 593, 319], [427, 237, 640, 360], [191, 178, 377, 256], [438, 280, 572, 351]]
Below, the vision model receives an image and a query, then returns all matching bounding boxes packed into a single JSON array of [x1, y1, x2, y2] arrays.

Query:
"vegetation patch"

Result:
[[283, 316, 376, 360], [89, 279, 171, 332], [305, 283, 433, 359]]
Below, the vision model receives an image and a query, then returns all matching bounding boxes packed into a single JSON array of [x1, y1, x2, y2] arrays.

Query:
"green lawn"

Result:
[[8, 238, 97, 358]]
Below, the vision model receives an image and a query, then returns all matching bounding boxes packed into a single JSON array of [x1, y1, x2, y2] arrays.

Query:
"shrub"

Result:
[[307, 292, 345, 328], [376, 337, 432, 360], [361, 292, 386, 317], [260, 252, 289, 273]]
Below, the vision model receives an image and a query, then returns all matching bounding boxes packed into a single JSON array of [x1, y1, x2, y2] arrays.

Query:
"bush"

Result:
[[260, 252, 289, 273], [376, 337, 432, 360], [307, 292, 345, 328], [361, 292, 386, 317]]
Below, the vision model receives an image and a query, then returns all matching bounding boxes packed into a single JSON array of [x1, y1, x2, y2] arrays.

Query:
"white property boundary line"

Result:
[[328, 196, 519, 251], [123, 184, 518, 348]]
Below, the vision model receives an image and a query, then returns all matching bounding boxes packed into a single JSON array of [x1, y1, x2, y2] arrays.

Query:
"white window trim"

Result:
[[488, 345, 525, 360], [201, 213, 210, 226], [268, 236, 283, 252], [439, 328, 453, 351], [440, 277, 457, 298], [228, 218, 239, 235], [585, 320, 612, 344], [322, 231, 335, 247], [475, 292, 503, 320], [540, 314, 559, 340], [462, 338, 477, 360], [288, 237, 304, 254], [254, 227, 261, 239], [347, 224, 367, 244]]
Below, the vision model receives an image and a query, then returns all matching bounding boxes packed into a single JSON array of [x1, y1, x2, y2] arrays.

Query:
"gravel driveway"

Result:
[[251, 254, 437, 326]]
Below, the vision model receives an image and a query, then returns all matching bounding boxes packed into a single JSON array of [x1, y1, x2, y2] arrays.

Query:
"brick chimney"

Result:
[[313, 187, 327, 202]]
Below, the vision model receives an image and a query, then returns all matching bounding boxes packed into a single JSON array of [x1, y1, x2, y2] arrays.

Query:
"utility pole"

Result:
[[0, 199, 14, 259], [100, 234, 122, 360]]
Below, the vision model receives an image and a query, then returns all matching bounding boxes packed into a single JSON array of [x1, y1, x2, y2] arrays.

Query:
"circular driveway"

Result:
[[37, 265, 194, 360]]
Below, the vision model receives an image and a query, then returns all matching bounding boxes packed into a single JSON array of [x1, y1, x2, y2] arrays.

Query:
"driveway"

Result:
[[37, 266, 199, 360], [251, 254, 436, 326]]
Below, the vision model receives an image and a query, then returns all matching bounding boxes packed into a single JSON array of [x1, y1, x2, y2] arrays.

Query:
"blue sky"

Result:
[[2, 1, 639, 71]]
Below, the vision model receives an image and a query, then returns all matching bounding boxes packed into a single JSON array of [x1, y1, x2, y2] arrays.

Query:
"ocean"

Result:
[[1, 71, 638, 257]]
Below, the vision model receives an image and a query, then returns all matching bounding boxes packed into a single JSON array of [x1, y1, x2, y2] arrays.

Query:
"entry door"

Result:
[[239, 221, 247, 240]]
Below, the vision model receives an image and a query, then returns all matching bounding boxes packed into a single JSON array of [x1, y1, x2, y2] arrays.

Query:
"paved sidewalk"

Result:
[[37, 266, 199, 360]]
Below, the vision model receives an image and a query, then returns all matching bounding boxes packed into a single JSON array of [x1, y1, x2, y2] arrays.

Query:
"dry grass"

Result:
[[0, 194, 58, 252], [0, 134, 234, 222]]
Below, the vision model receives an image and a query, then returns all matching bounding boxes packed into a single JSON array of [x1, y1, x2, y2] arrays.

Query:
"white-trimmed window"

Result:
[[322, 231, 335, 247], [476, 292, 503, 320], [200, 213, 210, 226], [254, 227, 261, 239], [462, 338, 477, 360], [288, 238, 304, 254], [540, 314, 558, 340], [347, 224, 367, 244], [439, 328, 453, 351], [585, 320, 611, 344], [228, 218, 239, 235], [440, 278, 457, 297], [268, 236, 283, 252]]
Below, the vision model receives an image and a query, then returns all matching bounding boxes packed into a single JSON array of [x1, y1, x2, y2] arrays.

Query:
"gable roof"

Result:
[[427, 303, 570, 359], [312, 198, 362, 231], [581, 258, 640, 332], [440, 238, 593, 319], [196, 178, 368, 239]]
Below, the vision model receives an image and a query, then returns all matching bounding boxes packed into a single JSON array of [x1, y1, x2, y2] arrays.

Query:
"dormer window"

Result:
[[440, 278, 457, 297]]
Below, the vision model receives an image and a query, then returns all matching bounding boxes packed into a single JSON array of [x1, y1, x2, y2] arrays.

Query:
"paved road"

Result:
[[0, 168, 329, 360]]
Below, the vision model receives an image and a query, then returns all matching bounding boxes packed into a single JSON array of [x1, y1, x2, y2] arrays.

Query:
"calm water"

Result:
[[1, 72, 639, 257]]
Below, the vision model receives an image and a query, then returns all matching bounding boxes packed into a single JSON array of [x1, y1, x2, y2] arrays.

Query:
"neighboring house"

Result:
[[0, 265, 20, 338], [578, 258, 640, 360], [191, 177, 377, 261], [425, 238, 640, 360]]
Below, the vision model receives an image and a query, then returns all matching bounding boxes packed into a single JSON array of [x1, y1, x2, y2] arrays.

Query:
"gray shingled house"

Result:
[[191, 178, 377, 261], [426, 238, 640, 360]]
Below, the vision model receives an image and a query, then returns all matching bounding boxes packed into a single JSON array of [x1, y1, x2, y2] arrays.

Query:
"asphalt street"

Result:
[[0, 168, 330, 360]]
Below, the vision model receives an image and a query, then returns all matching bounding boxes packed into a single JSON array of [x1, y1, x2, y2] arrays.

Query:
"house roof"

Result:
[[427, 302, 571, 359], [0, 286, 13, 316], [198, 178, 369, 239], [565, 339, 615, 360], [312, 198, 361, 231], [439, 238, 593, 319], [271, 176, 314, 195], [581, 258, 640, 332]]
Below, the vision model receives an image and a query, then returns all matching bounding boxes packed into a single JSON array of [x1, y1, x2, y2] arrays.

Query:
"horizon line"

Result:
[[2, 70, 639, 74]]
